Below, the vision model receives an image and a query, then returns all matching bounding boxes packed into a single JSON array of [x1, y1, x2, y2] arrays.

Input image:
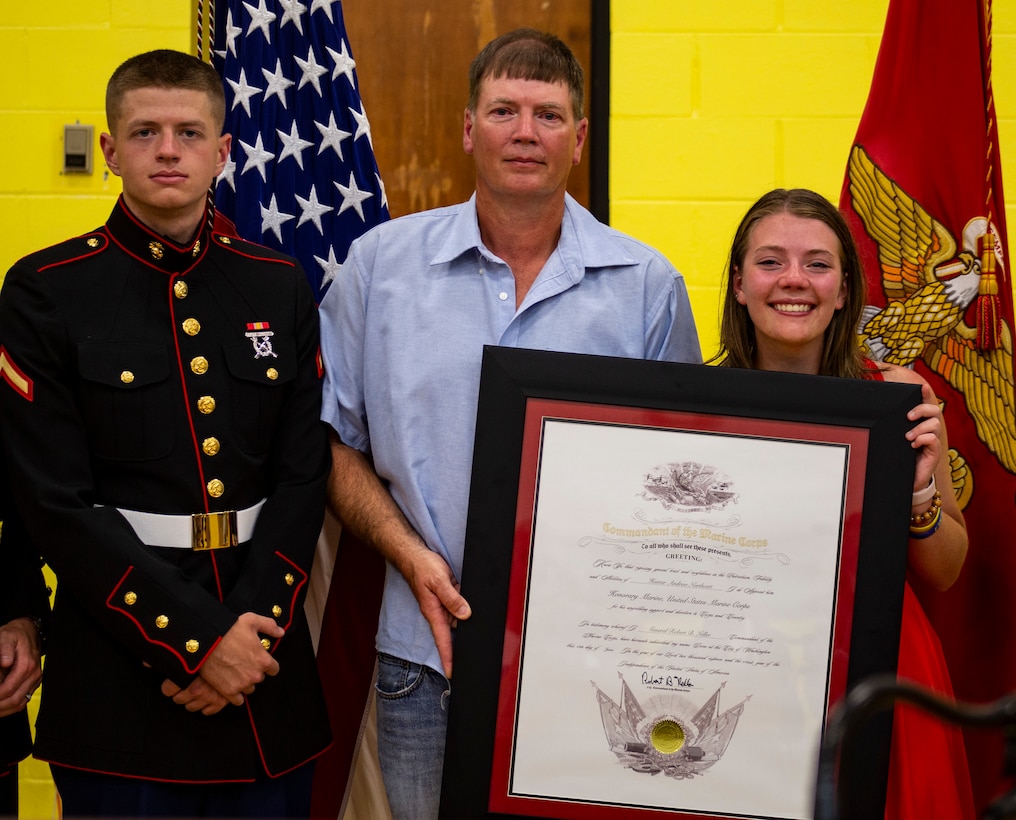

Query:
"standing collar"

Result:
[[105, 196, 209, 275]]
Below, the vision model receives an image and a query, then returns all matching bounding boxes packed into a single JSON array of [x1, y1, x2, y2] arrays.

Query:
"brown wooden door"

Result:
[[343, 1, 593, 218]]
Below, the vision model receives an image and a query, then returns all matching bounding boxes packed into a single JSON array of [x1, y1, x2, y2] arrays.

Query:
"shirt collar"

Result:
[[428, 194, 484, 266], [428, 193, 642, 275]]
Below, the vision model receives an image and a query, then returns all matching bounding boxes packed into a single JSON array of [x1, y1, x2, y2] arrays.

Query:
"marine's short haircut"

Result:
[[106, 50, 226, 133]]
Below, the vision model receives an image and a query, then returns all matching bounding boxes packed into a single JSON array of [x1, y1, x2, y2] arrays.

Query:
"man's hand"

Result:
[[402, 548, 472, 679], [0, 617, 42, 718], [160, 676, 231, 716], [197, 612, 284, 704], [327, 435, 472, 678]]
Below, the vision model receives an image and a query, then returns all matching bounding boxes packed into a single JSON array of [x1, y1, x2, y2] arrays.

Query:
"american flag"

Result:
[[212, 0, 389, 302], [210, 4, 390, 812]]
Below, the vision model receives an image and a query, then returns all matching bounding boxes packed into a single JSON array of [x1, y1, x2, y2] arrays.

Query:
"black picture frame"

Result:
[[440, 346, 919, 820]]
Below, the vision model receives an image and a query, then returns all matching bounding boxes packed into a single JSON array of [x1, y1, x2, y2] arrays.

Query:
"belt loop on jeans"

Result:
[[112, 499, 266, 550]]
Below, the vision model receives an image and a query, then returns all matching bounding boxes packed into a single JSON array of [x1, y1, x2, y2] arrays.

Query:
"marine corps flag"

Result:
[[839, 0, 1015, 810], [207, 1, 389, 816]]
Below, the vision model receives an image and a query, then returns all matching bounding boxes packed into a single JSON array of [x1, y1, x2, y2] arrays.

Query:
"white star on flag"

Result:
[[224, 9, 242, 57], [278, 0, 307, 33], [260, 194, 295, 242], [309, 0, 341, 24], [243, 0, 277, 39], [315, 112, 352, 160], [262, 59, 296, 108], [277, 122, 314, 169], [335, 172, 373, 221], [295, 47, 328, 94], [227, 68, 261, 116], [349, 102, 373, 149], [214, 0, 389, 300], [315, 245, 343, 287], [326, 41, 356, 85], [296, 184, 333, 232], [239, 132, 275, 181], [218, 155, 237, 191]]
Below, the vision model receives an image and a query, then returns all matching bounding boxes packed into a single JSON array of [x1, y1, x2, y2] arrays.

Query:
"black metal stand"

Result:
[[814, 675, 1016, 820]]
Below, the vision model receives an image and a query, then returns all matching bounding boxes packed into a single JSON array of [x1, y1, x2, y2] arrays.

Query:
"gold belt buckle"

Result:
[[191, 510, 238, 551]]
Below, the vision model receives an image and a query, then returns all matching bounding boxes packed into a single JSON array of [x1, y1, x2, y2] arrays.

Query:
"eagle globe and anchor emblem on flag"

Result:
[[847, 144, 1016, 495]]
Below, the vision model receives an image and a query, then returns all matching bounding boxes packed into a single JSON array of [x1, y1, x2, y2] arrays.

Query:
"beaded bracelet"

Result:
[[909, 490, 943, 539]]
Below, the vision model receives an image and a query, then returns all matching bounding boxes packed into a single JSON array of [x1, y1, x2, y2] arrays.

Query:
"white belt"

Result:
[[114, 499, 266, 550]]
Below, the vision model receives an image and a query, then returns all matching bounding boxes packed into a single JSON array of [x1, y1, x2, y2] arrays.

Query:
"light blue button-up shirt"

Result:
[[320, 194, 701, 675]]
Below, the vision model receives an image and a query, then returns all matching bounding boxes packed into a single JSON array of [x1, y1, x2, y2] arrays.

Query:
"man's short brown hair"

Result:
[[467, 28, 585, 120], [106, 50, 226, 132]]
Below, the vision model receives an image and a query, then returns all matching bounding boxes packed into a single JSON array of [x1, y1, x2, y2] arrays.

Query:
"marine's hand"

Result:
[[160, 676, 230, 716], [0, 617, 42, 717], [905, 382, 943, 492], [403, 548, 471, 678], [197, 612, 284, 705]]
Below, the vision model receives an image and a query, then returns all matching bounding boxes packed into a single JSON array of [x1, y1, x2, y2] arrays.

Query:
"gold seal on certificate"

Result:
[[650, 720, 685, 754], [593, 676, 748, 780]]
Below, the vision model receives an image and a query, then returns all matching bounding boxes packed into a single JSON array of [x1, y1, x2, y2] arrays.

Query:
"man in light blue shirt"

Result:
[[319, 27, 701, 820]]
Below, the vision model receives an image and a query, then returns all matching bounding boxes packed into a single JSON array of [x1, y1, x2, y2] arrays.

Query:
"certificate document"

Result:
[[494, 405, 866, 819], [441, 348, 915, 820]]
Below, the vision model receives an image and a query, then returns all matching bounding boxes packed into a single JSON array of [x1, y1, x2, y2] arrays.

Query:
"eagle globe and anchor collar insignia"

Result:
[[245, 322, 278, 360], [101, 198, 207, 274]]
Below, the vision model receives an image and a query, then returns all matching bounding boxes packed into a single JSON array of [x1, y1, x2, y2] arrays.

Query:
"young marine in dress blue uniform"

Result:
[[0, 50, 330, 817]]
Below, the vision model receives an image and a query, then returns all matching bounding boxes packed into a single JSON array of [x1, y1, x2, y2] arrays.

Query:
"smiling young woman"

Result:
[[713, 188, 974, 820]]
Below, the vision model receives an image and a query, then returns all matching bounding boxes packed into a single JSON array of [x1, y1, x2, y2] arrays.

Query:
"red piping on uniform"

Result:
[[166, 275, 211, 516], [273, 551, 308, 633], [106, 226, 207, 276], [216, 241, 297, 267], [36, 233, 108, 273], [210, 550, 225, 601], [244, 698, 333, 778], [105, 567, 215, 674]]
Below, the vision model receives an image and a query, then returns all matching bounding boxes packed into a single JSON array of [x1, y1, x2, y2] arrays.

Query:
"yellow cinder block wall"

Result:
[[0, 1, 192, 268], [610, 1, 1016, 358], [0, 1, 1014, 817]]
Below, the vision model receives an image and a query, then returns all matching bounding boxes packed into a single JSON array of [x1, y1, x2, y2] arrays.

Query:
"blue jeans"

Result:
[[375, 652, 450, 820]]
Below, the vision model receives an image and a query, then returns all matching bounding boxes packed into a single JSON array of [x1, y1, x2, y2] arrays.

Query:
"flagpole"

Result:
[[208, 4, 391, 813], [192, 0, 213, 63]]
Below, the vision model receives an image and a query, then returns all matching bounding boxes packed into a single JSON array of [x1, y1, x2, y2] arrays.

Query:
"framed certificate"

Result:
[[440, 347, 920, 820]]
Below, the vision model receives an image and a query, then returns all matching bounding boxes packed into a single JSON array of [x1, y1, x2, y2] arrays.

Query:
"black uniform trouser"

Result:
[[0, 765, 17, 819], [51, 761, 316, 819]]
